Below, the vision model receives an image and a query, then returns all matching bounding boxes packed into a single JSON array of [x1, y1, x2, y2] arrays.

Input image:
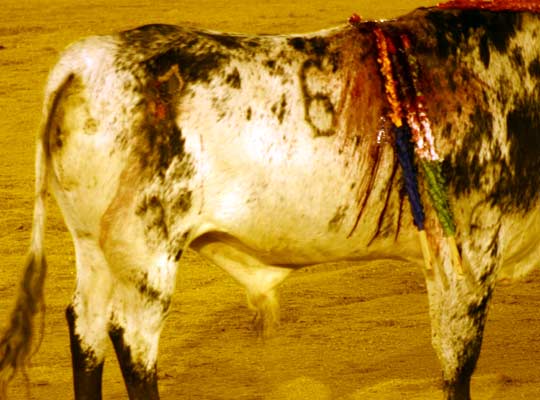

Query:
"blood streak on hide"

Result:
[[438, 0, 540, 12]]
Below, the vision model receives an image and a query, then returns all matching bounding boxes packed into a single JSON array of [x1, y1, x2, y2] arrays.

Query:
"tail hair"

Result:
[[0, 254, 47, 397], [0, 139, 49, 398], [0, 72, 73, 398]]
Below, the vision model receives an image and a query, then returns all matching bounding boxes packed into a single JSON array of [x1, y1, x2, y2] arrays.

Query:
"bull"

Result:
[[1, 3, 539, 400]]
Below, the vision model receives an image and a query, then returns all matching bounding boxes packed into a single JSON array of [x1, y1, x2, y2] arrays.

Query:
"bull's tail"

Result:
[[0, 72, 74, 398]]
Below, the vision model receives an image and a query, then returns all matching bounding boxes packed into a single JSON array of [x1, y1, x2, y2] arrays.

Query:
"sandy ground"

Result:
[[0, 1, 539, 399]]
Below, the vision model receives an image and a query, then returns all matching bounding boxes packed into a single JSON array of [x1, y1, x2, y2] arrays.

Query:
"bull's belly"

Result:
[[185, 122, 423, 265], [204, 220, 423, 266], [193, 171, 422, 266]]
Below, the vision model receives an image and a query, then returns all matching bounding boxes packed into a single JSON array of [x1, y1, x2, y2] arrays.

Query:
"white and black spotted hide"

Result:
[[0, 6, 539, 400]]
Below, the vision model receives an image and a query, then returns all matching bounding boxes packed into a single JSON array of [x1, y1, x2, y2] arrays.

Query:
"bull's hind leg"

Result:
[[68, 238, 113, 400], [108, 314, 159, 400], [192, 235, 292, 335], [106, 252, 177, 400]]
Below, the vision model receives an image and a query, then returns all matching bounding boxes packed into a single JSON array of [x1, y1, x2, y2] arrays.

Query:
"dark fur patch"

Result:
[[48, 74, 81, 155], [443, 106, 494, 197], [66, 306, 104, 399], [444, 84, 540, 213], [225, 67, 241, 88], [467, 288, 492, 320], [136, 273, 172, 312], [510, 47, 525, 69], [478, 261, 497, 285], [118, 31, 200, 180], [109, 326, 159, 399], [143, 119, 185, 176], [442, 122, 453, 139], [131, 62, 191, 177], [173, 190, 193, 214], [270, 94, 287, 124], [243, 38, 261, 48], [167, 231, 190, 264], [265, 59, 276, 69], [148, 47, 226, 85], [501, 85, 540, 211], [118, 25, 232, 85], [476, 226, 500, 284], [529, 58, 540, 78], [479, 34, 490, 68], [264, 58, 286, 76], [135, 194, 169, 243], [246, 107, 252, 120], [425, 10, 521, 60], [120, 24, 183, 46], [288, 36, 328, 57], [288, 37, 306, 51], [496, 76, 512, 108], [328, 205, 348, 232], [174, 249, 183, 262], [196, 31, 244, 49]]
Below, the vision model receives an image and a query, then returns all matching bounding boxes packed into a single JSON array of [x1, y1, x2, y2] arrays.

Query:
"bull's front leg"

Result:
[[427, 273, 493, 399], [427, 205, 501, 400]]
